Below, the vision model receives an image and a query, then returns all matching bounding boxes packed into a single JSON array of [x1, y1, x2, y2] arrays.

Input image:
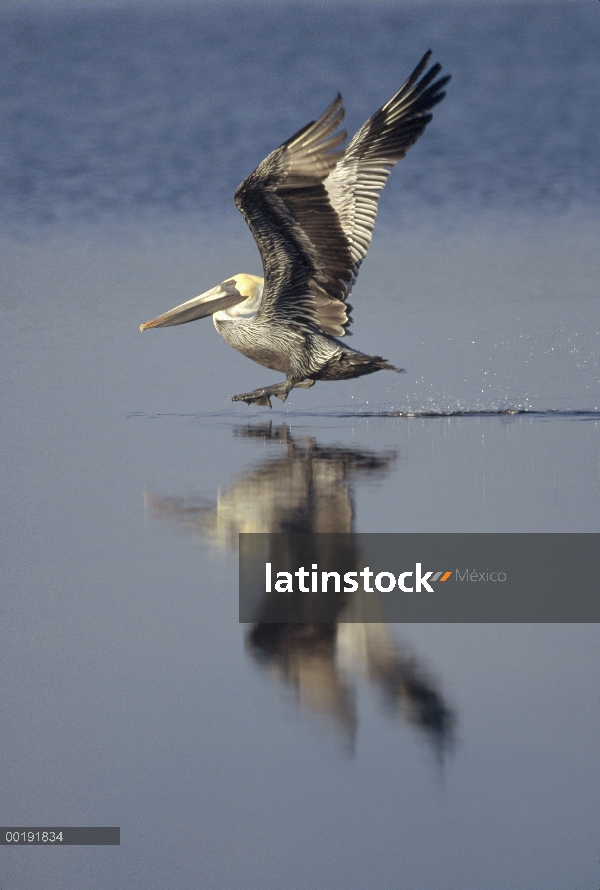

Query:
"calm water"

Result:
[[1, 2, 599, 888]]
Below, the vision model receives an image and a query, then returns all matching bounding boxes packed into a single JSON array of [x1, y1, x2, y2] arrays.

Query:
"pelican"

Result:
[[141, 51, 450, 407]]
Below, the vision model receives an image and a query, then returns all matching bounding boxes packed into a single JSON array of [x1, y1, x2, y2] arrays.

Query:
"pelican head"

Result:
[[140, 273, 264, 331]]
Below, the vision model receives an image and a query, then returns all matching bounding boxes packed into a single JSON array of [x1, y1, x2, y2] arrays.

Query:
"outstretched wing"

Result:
[[235, 95, 353, 336], [326, 50, 450, 278], [234, 51, 450, 337]]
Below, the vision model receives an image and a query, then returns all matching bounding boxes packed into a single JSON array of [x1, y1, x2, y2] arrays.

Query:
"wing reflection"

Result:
[[146, 422, 455, 758]]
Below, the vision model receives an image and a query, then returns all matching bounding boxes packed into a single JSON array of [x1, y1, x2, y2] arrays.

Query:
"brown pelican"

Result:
[[141, 51, 450, 407]]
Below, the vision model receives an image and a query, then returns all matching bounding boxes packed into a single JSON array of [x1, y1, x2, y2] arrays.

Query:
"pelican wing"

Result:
[[325, 51, 450, 276], [235, 95, 354, 336], [234, 52, 449, 338]]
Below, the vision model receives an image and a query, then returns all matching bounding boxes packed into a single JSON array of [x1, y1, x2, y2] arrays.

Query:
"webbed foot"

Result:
[[232, 381, 291, 408], [232, 391, 273, 408]]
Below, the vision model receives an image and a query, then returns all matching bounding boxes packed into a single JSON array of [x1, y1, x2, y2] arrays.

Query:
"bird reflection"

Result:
[[146, 423, 394, 545], [146, 422, 455, 758]]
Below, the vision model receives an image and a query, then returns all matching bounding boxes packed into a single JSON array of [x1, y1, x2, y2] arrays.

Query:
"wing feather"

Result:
[[326, 50, 450, 273]]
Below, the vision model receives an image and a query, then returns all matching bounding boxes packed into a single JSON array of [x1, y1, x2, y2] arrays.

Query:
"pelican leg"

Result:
[[232, 378, 315, 408]]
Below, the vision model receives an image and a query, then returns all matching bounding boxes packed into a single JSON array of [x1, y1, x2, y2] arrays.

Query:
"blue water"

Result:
[[1, 3, 599, 889], [1, 1, 599, 227]]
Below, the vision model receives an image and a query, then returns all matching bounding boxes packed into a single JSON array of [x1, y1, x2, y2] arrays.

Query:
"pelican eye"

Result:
[[222, 278, 242, 298]]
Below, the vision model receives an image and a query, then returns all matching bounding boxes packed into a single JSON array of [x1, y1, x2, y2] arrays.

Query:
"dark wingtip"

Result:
[[415, 50, 433, 78]]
